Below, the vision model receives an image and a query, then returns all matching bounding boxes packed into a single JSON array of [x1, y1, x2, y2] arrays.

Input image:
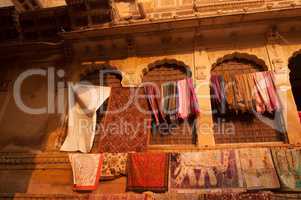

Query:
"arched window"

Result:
[[142, 62, 196, 145], [211, 56, 285, 144], [289, 52, 301, 111]]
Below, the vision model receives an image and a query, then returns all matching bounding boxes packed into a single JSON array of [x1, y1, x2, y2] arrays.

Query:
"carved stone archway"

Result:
[[142, 58, 192, 78]]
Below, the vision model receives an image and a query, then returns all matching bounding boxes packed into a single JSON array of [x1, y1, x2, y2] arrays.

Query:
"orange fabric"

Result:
[[127, 152, 169, 193]]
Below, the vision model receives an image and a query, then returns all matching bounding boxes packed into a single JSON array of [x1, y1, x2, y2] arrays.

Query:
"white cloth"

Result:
[[69, 153, 103, 191], [60, 83, 111, 153]]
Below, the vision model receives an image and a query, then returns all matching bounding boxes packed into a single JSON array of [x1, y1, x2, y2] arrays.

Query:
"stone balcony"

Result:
[[114, 0, 301, 22]]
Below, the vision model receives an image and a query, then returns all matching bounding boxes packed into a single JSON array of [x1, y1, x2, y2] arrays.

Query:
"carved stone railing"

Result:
[[113, 0, 301, 21]]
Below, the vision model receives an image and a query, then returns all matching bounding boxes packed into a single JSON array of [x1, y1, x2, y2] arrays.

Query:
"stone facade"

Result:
[[1, 0, 301, 197]]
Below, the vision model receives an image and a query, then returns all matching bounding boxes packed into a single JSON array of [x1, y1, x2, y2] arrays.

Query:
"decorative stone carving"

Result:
[[121, 71, 142, 87], [265, 28, 288, 74]]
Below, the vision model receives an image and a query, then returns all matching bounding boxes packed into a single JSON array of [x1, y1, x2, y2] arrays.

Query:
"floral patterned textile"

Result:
[[101, 153, 128, 180], [127, 152, 169, 193], [87, 193, 147, 200], [271, 148, 301, 191], [69, 154, 103, 191], [239, 148, 280, 190], [169, 150, 244, 193], [98, 87, 151, 153]]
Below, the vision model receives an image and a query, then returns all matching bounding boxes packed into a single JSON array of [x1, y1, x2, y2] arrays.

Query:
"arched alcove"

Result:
[[289, 50, 301, 111], [142, 59, 196, 145], [211, 53, 285, 144]]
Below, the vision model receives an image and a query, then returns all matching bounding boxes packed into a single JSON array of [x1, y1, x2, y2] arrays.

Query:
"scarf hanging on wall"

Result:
[[210, 71, 281, 115], [98, 87, 150, 153], [61, 84, 111, 153], [126, 152, 169, 193], [69, 153, 104, 191]]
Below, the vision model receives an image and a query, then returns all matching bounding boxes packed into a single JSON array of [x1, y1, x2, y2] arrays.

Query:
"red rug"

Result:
[[127, 152, 169, 193]]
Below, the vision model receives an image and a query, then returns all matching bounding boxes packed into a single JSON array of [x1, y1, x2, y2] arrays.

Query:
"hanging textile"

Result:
[[69, 153, 103, 191], [271, 148, 301, 191], [264, 71, 281, 111], [239, 148, 280, 190], [210, 75, 226, 114], [144, 84, 165, 125], [223, 73, 236, 111], [61, 84, 111, 153], [169, 150, 244, 193], [161, 81, 178, 123], [252, 72, 271, 113], [99, 87, 150, 153], [187, 78, 200, 116], [101, 153, 128, 180], [126, 152, 169, 193], [211, 71, 281, 115], [177, 78, 200, 119]]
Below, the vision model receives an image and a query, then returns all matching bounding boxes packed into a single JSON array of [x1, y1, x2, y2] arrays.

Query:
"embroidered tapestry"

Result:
[[169, 150, 244, 193], [127, 152, 169, 193], [239, 148, 280, 190], [98, 87, 150, 153], [101, 153, 128, 180], [271, 148, 301, 191], [69, 154, 103, 191]]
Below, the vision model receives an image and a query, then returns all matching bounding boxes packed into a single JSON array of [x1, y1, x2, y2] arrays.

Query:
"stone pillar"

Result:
[[266, 31, 301, 144], [194, 48, 216, 146]]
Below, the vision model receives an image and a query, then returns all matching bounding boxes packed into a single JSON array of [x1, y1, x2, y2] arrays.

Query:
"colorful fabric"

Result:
[[187, 78, 200, 115], [127, 152, 169, 192], [252, 72, 271, 113], [88, 193, 147, 200], [177, 79, 191, 119], [210, 75, 226, 114], [264, 71, 281, 111], [162, 81, 178, 122], [98, 87, 150, 153], [61, 84, 111, 153], [101, 153, 128, 180], [177, 78, 200, 119], [169, 150, 244, 192], [69, 153, 103, 191], [144, 84, 165, 125], [239, 148, 280, 190], [271, 148, 301, 191]]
